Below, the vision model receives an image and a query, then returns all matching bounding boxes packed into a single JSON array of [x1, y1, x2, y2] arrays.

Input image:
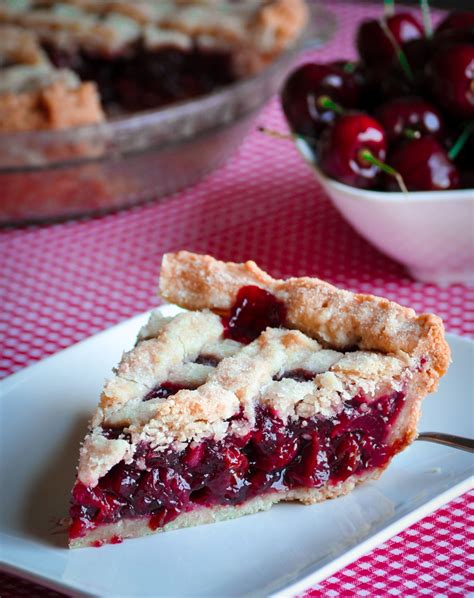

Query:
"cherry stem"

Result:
[[448, 121, 474, 161], [380, 19, 414, 81], [317, 95, 345, 114], [359, 149, 408, 193], [342, 62, 357, 74], [404, 128, 421, 139], [257, 126, 318, 147], [384, 0, 395, 17], [257, 126, 293, 141], [420, 0, 433, 37]]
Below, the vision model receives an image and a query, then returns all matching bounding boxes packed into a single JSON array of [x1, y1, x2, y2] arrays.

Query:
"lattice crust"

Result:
[[0, 0, 308, 73], [0, 25, 49, 68], [0, 24, 104, 131], [79, 305, 417, 487], [160, 252, 450, 381]]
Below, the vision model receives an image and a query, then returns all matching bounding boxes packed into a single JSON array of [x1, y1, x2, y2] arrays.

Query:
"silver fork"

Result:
[[416, 432, 474, 454]]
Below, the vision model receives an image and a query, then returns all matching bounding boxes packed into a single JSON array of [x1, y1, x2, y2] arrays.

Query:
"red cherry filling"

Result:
[[44, 43, 237, 113], [194, 355, 220, 367], [274, 369, 316, 382], [144, 382, 194, 401], [69, 390, 407, 540], [223, 285, 286, 344]]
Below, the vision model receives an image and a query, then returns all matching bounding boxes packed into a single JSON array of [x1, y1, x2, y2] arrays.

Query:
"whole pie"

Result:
[[69, 251, 450, 547], [0, 0, 308, 132]]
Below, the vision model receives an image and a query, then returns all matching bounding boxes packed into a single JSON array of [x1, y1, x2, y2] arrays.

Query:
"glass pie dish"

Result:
[[0, 2, 335, 225]]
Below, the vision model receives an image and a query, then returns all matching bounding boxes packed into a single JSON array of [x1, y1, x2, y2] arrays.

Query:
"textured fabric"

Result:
[[1, 2, 473, 596]]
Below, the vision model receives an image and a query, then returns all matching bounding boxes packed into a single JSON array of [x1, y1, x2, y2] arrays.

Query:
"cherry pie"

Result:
[[69, 251, 450, 547], [0, 0, 307, 131]]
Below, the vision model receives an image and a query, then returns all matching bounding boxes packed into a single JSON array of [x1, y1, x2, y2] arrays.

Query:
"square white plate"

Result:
[[1, 307, 473, 598]]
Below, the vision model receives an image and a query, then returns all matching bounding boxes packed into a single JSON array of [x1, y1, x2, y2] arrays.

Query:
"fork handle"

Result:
[[417, 432, 474, 454]]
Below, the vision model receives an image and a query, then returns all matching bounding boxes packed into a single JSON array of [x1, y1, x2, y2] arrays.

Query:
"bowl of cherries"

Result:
[[280, 7, 474, 284]]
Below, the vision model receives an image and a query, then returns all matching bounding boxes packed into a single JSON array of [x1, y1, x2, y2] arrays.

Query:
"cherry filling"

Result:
[[69, 391, 406, 540], [223, 285, 287, 344], [274, 369, 316, 382], [194, 355, 221, 367], [43, 42, 237, 113], [143, 382, 194, 401]]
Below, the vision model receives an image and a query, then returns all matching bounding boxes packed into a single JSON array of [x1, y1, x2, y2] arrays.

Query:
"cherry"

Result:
[[425, 44, 474, 119], [385, 137, 460, 191], [359, 65, 414, 110], [223, 285, 286, 344], [357, 12, 424, 69], [331, 432, 361, 482], [99, 463, 141, 500], [460, 169, 474, 189], [251, 409, 299, 471], [144, 381, 191, 401], [403, 37, 434, 75], [434, 11, 474, 46], [374, 96, 444, 143], [446, 122, 474, 188], [281, 62, 360, 137], [329, 59, 367, 95], [318, 113, 387, 188], [285, 431, 328, 487]]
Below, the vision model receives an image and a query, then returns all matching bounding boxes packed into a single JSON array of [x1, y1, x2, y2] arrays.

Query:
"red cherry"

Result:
[[318, 113, 387, 188], [359, 66, 414, 110], [357, 12, 424, 69], [281, 63, 360, 137], [434, 11, 474, 45], [445, 123, 474, 188], [426, 44, 474, 119], [374, 96, 444, 143], [223, 285, 286, 344], [403, 37, 434, 75], [385, 137, 460, 191]]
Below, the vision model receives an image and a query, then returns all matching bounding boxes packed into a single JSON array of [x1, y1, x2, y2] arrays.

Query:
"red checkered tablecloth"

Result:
[[1, 3, 473, 596]]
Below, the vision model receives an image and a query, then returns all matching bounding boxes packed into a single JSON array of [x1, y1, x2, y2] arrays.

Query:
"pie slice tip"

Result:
[[68, 251, 450, 548]]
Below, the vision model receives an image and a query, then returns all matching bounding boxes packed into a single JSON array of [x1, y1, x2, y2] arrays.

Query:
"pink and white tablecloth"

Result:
[[1, 3, 473, 596]]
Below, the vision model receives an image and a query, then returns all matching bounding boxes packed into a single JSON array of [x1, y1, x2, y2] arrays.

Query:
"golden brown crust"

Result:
[[0, 25, 47, 66], [159, 251, 450, 389], [0, 0, 307, 66], [0, 80, 104, 132]]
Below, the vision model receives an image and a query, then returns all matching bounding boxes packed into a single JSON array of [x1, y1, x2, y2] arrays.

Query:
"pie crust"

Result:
[[69, 252, 450, 548], [0, 26, 104, 132]]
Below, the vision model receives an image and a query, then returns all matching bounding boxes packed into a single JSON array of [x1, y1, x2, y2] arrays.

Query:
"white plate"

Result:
[[1, 307, 473, 598]]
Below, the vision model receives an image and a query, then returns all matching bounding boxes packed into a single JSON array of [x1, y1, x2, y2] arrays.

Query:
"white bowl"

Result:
[[297, 141, 474, 285]]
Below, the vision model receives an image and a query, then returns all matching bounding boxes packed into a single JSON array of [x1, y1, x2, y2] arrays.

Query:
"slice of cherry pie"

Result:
[[69, 251, 450, 548]]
